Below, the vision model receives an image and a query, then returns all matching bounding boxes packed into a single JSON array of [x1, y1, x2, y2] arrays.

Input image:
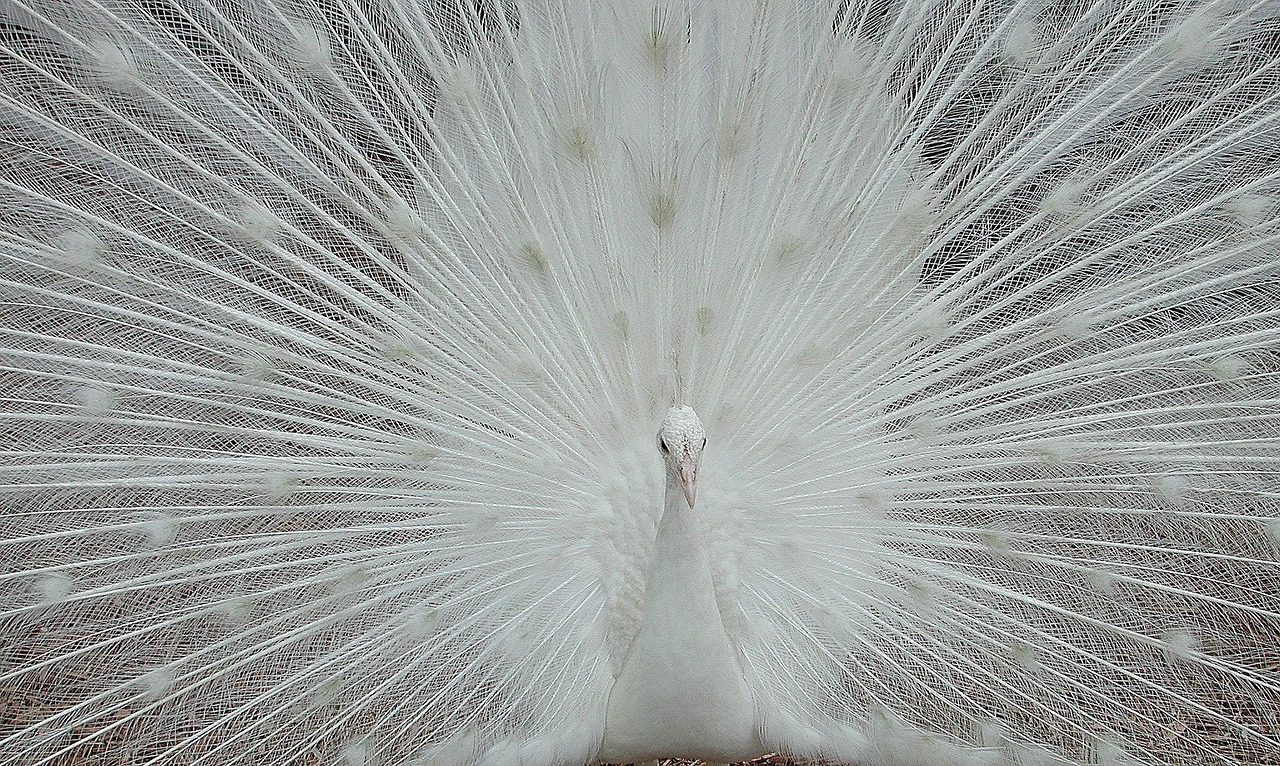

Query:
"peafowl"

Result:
[[2, 0, 1279, 765]]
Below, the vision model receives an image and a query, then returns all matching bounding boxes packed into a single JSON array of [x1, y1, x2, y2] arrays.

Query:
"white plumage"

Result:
[[1, 1, 1278, 765], [599, 406, 763, 764]]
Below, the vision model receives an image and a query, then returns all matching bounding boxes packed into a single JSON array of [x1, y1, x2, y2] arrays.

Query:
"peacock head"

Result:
[[658, 406, 706, 509]]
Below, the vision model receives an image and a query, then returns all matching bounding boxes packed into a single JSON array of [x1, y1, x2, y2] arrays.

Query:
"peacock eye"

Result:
[[658, 439, 670, 455], [701, 437, 707, 448]]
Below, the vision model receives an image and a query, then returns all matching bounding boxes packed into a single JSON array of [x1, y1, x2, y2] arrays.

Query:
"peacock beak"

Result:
[[678, 462, 697, 508]]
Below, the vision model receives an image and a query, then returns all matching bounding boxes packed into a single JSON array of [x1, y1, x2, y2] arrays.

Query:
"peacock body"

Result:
[[1, 0, 1279, 765]]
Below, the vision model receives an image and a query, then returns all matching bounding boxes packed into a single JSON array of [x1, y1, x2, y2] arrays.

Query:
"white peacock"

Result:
[[1, 1, 1278, 765]]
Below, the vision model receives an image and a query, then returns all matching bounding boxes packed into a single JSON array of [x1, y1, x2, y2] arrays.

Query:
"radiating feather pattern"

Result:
[[1, 1, 1278, 765]]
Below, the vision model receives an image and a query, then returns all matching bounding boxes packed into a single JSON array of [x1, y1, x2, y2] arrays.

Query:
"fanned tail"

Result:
[[1, 1, 1278, 765]]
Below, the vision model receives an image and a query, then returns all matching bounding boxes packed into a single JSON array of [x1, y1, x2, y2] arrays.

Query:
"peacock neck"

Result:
[[648, 474, 718, 618], [597, 472, 764, 763]]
